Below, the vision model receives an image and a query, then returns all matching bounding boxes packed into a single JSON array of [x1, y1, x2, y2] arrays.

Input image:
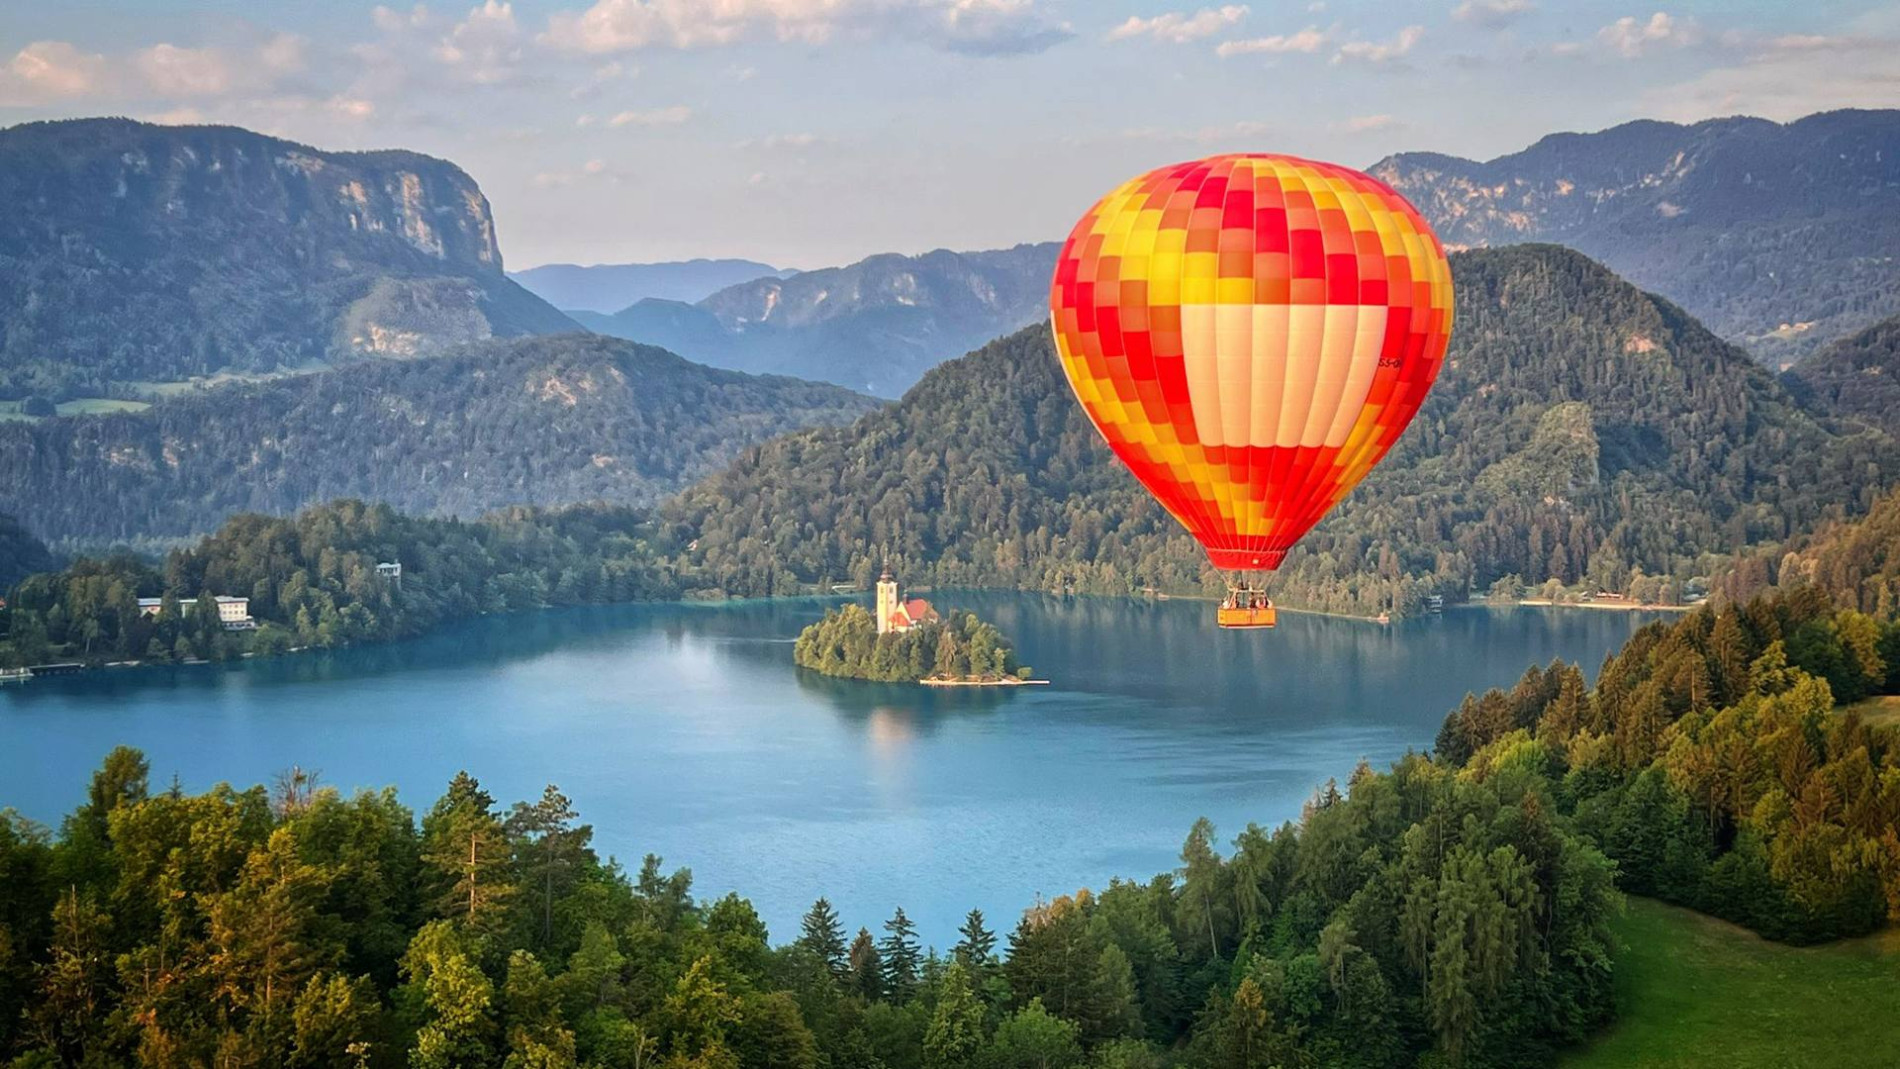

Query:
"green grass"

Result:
[[56, 398, 149, 415], [1564, 898, 1900, 1068]]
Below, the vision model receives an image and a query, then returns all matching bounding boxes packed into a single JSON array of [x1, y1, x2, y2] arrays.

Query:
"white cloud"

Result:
[[743, 131, 831, 149], [434, 1, 526, 84], [1341, 113, 1399, 132], [1450, 0, 1531, 27], [1333, 24, 1422, 64], [534, 157, 617, 187], [542, 0, 1069, 56], [135, 43, 236, 98], [1215, 26, 1326, 57], [608, 104, 691, 126], [1598, 12, 1698, 58], [1108, 6, 1248, 45], [0, 41, 111, 105], [1639, 29, 1899, 120]]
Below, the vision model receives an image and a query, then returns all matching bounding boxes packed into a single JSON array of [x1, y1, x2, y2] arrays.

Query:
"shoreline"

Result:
[[920, 677, 1051, 687], [1515, 598, 1693, 614]]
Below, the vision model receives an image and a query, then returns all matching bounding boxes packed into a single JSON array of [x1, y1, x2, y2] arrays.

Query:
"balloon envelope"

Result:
[[1049, 154, 1454, 571]]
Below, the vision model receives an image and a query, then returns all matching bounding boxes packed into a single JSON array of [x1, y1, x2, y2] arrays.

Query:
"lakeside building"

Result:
[[136, 595, 256, 630], [875, 570, 938, 635]]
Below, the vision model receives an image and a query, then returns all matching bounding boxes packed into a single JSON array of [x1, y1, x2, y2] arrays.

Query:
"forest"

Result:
[[1435, 586, 1900, 943], [665, 246, 1900, 618], [792, 605, 1030, 683], [0, 335, 875, 545], [0, 500, 678, 669], [0, 709, 1628, 1067], [16, 574, 1892, 1066]]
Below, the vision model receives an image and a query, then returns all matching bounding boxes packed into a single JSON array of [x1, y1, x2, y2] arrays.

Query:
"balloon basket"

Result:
[[1217, 586, 1277, 630]]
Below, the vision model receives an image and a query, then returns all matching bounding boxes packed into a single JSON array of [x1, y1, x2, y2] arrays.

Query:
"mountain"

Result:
[[0, 334, 878, 544], [665, 245, 1900, 614], [510, 258, 792, 314], [1370, 109, 1900, 366], [582, 243, 1059, 396], [0, 118, 576, 400], [1781, 313, 1900, 430]]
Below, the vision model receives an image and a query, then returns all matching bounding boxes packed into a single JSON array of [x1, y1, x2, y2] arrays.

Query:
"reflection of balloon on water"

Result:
[[1048, 154, 1455, 629]]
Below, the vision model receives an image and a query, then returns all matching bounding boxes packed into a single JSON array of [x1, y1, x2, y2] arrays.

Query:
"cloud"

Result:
[[1096, 119, 1273, 146], [534, 158, 618, 187], [433, 1, 527, 84], [1216, 26, 1326, 57], [741, 132, 833, 149], [134, 44, 235, 98], [1340, 113, 1399, 133], [1597, 12, 1698, 58], [0, 41, 111, 105], [1108, 6, 1248, 45], [1638, 29, 1899, 121], [1333, 24, 1422, 64], [542, 0, 1069, 57], [608, 104, 691, 126], [1450, 0, 1531, 27]]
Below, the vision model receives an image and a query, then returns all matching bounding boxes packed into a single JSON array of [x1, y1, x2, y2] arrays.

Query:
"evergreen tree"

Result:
[[847, 928, 884, 1002], [879, 907, 922, 1004], [798, 897, 849, 980]]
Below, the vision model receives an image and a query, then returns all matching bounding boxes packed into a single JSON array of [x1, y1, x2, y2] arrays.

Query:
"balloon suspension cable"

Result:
[[1222, 571, 1275, 610]]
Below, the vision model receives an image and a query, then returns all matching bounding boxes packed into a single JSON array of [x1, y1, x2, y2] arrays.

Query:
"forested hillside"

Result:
[[0, 119, 574, 400], [667, 245, 1899, 615], [1715, 483, 1900, 614], [0, 512, 54, 588], [1372, 109, 1900, 365], [1782, 313, 1900, 430], [1437, 585, 1900, 944], [0, 334, 877, 544], [581, 243, 1058, 396], [0, 499, 679, 668]]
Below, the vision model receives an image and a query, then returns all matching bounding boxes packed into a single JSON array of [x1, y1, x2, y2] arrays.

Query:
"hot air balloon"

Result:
[[1048, 154, 1454, 628]]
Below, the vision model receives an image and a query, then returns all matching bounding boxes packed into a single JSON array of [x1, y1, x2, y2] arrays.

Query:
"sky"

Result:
[[2, 1, 1897, 270]]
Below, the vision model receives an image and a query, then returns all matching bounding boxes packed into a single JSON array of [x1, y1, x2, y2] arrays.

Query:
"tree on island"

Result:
[[792, 604, 1031, 683]]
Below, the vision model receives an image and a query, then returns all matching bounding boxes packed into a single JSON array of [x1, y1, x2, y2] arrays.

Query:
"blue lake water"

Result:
[[0, 592, 1665, 945]]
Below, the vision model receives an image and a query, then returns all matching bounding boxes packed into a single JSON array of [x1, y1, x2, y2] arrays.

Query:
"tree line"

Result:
[[0, 500, 679, 669]]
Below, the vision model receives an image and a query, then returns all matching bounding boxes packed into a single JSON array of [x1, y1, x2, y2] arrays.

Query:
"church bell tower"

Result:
[[875, 569, 899, 635]]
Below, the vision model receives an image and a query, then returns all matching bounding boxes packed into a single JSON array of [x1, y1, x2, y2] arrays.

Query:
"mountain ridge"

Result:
[[0, 118, 575, 399], [663, 244, 1900, 614], [1, 333, 878, 544], [1371, 108, 1900, 365], [510, 257, 792, 314], [581, 242, 1060, 396]]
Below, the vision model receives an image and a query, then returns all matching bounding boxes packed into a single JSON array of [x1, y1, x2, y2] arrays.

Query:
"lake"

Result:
[[0, 592, 1666, 946]]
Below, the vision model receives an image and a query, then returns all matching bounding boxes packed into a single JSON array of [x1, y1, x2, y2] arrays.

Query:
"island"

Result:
[[793, 575, 1037, 684]]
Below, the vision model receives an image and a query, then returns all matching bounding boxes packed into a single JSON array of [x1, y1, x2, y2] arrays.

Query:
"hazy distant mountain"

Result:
[[1783, 313, 1900, 429], [582, 243, 1059, 396], [666, 245, 1898, 615], [510, 258, 793, 314], [1371, 109, 1900, 366], [0, 118, 575, 399], [1, 334, 878, 543]]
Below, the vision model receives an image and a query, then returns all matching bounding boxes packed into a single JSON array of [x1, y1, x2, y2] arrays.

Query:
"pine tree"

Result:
[[847, 927, 883, 1002], [507, 784, 591, 947], [879, 907, 921, 1003], [798, 897, 849, 979], [952, 908, 996, 972]]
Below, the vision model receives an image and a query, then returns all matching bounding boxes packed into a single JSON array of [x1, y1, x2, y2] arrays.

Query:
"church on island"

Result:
[[875, 570, 938, 635]]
